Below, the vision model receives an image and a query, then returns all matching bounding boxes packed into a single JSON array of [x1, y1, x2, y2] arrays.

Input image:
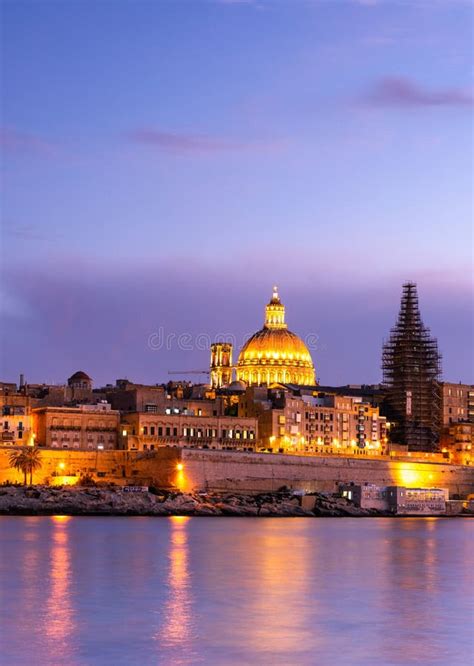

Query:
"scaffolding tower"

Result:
[[382, 282, 442, 452]]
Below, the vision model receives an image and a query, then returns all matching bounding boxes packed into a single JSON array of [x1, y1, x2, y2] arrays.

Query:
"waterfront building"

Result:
[[234, 287, 316, 386], [239, 386, 387, 453], [33, 403, 120, 450], [120, 411, 258, 452], [340, 483, 448, 514], [382, 282, 442, 452]]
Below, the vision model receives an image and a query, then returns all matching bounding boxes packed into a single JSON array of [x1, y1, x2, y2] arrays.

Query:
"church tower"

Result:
[[210, 342, 233, 388], [382, 282, 442, 451]]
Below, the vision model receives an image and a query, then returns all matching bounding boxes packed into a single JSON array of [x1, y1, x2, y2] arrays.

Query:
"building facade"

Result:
[[439, 382, 474, 426], [0, 391, 34, 446], [120, 412, 258, 452], [239, 386, 387, 454], [33, 403, 120, 450]]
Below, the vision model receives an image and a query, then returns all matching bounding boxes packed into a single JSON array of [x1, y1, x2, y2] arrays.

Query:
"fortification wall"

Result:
[[0, 448, 180, 488], [1, 447, 473, 498], [180, 449, 474, 496]]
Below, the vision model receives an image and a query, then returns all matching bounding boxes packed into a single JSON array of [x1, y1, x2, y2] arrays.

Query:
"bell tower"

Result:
[[210, 342, 233, 388]]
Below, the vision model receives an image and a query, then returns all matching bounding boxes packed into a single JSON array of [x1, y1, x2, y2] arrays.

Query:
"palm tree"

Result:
[[24, 448, 42, 485], [8, 447, 42, 485]]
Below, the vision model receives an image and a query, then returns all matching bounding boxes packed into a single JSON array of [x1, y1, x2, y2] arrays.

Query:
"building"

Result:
[[439, 381, 474, 426], [33, 403, 120, 450], [239, 386, 387, 454], [340, 483, 448, 514], [382, 282, 442, 452], [440, 422, 473, 466], [120, 412, 258, 452], [0, 390, 34, 446], [66, 370, 93, 402], [387, 486, 447, 515], [340, 483, 390, 511], [235, 287, 316, 386]]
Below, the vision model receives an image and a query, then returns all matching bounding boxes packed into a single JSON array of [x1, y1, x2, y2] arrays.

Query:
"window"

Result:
[[18, 431, 23, 439], [158, 427, 163, 436], [150, 426, 155, 436], [165, 427, 171, 437], [143, 426, 148, 435]]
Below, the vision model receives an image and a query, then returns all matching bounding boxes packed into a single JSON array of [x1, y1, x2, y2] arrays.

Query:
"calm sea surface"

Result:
[[0, 516, 472, 666]]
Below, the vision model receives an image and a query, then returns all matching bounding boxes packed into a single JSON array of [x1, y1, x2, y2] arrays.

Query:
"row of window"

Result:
[[140, 425, 255, 439]]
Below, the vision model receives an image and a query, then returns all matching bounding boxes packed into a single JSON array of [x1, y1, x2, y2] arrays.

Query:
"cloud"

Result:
[[0, 127, 56, 156], [128, 128, 285, 154], [364, 77, 474, 108]]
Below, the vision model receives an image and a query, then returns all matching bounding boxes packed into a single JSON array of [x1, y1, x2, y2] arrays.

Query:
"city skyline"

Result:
[[1, 0, 473, 385]]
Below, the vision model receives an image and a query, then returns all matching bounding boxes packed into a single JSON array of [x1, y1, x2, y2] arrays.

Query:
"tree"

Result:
[[8, 447, 42, 485]]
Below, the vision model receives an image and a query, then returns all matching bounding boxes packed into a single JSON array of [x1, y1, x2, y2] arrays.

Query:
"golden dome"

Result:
[[237, 286, 316, 386]]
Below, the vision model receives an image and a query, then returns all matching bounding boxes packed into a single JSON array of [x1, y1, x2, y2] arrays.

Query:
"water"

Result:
[[0, 517, 472, 666]]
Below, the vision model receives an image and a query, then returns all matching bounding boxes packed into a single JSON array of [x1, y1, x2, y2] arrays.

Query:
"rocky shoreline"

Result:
[[0, 485, 390, 517]]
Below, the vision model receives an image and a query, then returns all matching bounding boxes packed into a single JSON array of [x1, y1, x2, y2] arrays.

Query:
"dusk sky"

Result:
[[1, 0, 473, 387]]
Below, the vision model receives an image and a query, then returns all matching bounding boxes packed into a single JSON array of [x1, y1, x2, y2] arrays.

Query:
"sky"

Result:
[[1, 0, 473, 387]]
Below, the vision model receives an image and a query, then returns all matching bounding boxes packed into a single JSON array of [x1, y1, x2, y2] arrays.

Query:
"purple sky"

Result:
[[1, 0, 473, 387]]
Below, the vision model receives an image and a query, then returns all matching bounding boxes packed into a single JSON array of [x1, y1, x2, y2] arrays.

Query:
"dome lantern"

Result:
[[265, 285, 287, 330]]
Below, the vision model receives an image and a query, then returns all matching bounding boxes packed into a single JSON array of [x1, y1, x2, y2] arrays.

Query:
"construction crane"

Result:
[[167, 370, 210, 376]]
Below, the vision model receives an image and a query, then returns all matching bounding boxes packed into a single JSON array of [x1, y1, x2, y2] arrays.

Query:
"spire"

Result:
[[265, 286, 286, 329]]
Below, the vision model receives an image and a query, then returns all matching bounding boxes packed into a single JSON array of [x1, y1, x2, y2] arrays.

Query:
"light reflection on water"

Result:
[[0, 517, 472, 666]]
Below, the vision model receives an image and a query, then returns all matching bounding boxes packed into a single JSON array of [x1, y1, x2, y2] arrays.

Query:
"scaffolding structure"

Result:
[[382, 282, 442, 451]]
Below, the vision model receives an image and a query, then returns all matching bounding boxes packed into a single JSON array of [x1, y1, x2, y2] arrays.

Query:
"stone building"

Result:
[[439, 382, 474, 426], [0, 389, 34, 446], [440, 422, 473, 466], [120, 412, 258, 452], [65, 370, 93, 403], [33, 403, 120, 450], [239, 386, 387, 454]]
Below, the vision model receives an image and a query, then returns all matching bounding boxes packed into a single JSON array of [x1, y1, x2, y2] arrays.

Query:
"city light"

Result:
[[176, 463, 184, 472]]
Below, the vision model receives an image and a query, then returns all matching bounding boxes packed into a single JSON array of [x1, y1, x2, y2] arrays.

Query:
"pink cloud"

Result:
[[0, 127, 57, 155], [128, 128, 285, 154], [364, 77, 474, 108]]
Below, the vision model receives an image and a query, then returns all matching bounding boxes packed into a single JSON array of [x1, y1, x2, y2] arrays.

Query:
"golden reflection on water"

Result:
[[44, 515, 76, 660], [157, 516, 194, 652]]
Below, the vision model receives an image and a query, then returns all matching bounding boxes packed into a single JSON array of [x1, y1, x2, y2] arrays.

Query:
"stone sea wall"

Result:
[[1, 447, 473, 497], [180, 449, 474, 496]]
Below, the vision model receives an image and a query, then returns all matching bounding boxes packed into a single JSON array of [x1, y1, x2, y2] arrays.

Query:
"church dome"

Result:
[[237, 287, 316, 386]]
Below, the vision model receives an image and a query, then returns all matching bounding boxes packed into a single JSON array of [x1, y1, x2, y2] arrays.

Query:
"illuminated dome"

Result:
[[237, 287, 316, 386]]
